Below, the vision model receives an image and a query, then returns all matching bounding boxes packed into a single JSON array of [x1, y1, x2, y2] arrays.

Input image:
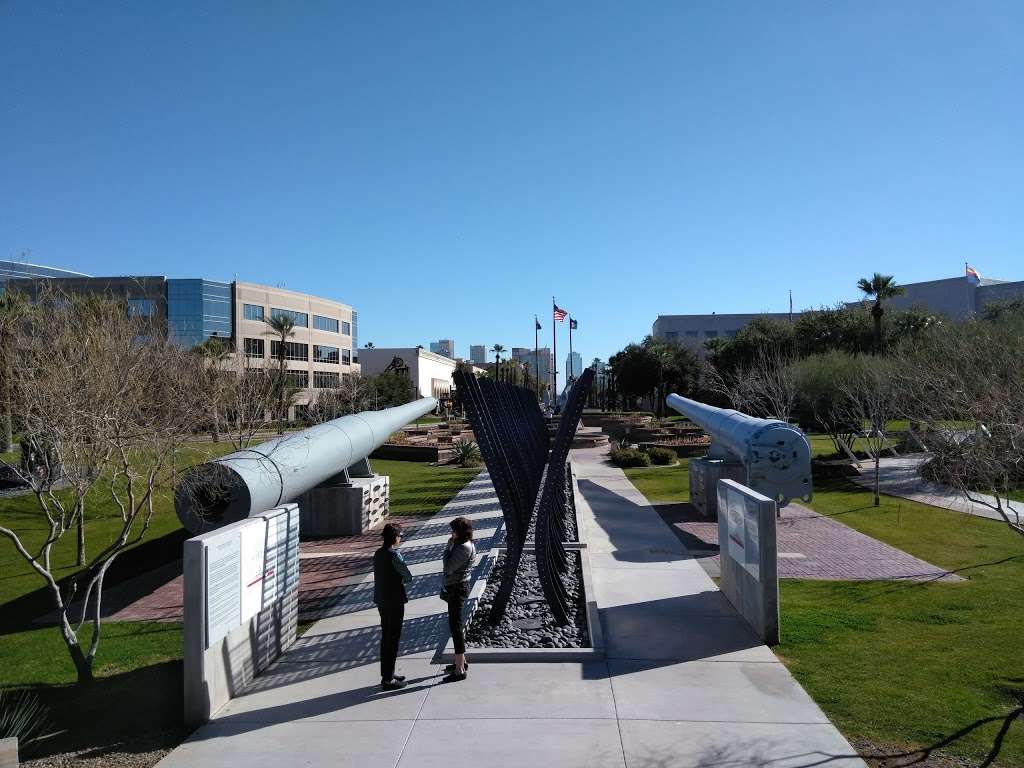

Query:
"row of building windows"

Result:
[[238, 366, 342, 390], [244, 337, 351, 364], [664, 329, 740, 341], [244, 303, 351, 335]]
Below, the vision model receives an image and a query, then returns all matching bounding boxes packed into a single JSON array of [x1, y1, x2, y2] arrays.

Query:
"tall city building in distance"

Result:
[[565, 351, 583, 383], [469, 345, 487, 365], [429, 339, 456, 358]]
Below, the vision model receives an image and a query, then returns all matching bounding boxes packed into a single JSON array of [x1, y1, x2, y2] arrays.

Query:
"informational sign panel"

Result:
[[205, 532, 242, 647], [715, 480, 779, 645], [239, 521, 267, 623]]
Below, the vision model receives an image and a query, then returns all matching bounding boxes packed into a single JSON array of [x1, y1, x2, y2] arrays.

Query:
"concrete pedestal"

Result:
[[0, 738, 17, 768], [688, 457, 745, 519], [298, 475, 390, 538]]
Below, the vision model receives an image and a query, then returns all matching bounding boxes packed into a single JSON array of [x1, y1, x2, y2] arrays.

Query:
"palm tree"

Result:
[[857, 273, 904, 353], [491, 344, 505, 382], [365, 342, 375, 349], [194, 336, 231, 442], [264, 314, 297, 434]]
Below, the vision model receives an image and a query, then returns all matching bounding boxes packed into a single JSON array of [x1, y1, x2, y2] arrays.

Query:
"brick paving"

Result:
[[657, 501, 961, 582], [103, 513, 432, 624]]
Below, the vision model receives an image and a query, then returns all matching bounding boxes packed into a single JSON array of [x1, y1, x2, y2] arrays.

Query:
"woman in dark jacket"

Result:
[[442, 516, 475, 683], [373, 522, 413, 690]]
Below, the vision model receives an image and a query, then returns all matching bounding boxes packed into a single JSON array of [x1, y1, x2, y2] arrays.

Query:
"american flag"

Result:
[[553, 304, 568, 322]]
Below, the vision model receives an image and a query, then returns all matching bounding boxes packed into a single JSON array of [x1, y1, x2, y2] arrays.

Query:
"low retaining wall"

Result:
[[183, 504, 300, 727]]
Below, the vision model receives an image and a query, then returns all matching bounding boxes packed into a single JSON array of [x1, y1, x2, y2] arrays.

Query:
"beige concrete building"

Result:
[[234, 282, 358, 418]]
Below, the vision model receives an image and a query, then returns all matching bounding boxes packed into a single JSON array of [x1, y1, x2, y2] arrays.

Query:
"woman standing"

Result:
[[442, 516, 475, 683], [373, 522, 412, 690]]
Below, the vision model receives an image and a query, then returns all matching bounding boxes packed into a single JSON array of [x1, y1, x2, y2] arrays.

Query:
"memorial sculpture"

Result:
[[454, 367, 594, 625], [175, 398, 437, 535], [665, 393, 812, 518]]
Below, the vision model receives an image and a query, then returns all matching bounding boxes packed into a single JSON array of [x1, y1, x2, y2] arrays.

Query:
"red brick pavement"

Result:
[[105, 513, 428, 624], [659, 502, 961, 582]]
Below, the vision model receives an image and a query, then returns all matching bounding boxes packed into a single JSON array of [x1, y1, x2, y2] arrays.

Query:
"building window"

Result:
[[684, 330, 699, 339], [270, 308, 308, 327], [313, 344, 339, 364], [342, 348, 351, 365], [726, 330, 739, 339], [285, 370, 309, 388], [314, 370, 340, 389], [270, 340, 309, 361], [664, 331, 678, 340], [704, 330, 718, 339], [341, 320, 351, 335], [244, 303, 265, 321], [244, 338, 265, 359], [128, 298, 156, 317], [313, 315, 339, 333]]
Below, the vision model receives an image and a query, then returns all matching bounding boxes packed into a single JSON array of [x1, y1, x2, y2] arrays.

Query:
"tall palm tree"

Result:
[[491, 344, 505, 382], [194, 336, 231, 442], [365, 342, 375, 349], [264, 314, 297, 434], [857, 273, 904, 353]]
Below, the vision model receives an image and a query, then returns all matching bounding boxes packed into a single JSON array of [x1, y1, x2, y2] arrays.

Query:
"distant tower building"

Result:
[[429, 339, 456, 358], [469, 345, 487, 365], [566, 351, 582, 382]]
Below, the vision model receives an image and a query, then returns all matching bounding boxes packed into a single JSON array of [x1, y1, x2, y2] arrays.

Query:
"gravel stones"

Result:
[[466, 551, 590, 650]]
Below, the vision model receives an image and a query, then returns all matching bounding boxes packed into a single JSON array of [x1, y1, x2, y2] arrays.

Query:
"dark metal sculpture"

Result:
[[454, 368, 593, 625]]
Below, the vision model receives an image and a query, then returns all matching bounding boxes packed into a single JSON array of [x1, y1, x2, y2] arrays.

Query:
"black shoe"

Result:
[[442, 670, 467, 683], [393, 674, 407, 682], [444, 662, 469, 673], [381, 678, 407, 690]]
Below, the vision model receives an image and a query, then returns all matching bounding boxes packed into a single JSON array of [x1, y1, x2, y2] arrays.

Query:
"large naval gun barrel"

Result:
[[176, 398, 437, 533], [666, 393, 811, 506]]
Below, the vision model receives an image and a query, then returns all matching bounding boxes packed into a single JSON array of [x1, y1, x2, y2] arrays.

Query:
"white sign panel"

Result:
[[240, 519, 268, 623], [725, 487, 746, 564], [742, 493, 760, 581], [206, 532, 241, 647]]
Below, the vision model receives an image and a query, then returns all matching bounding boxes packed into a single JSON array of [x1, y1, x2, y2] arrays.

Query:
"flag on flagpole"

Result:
[[966, 264, 982, 286], [569, 318, 578, 330], [553, 304, 568, 322], [535, 317, 542, 330]]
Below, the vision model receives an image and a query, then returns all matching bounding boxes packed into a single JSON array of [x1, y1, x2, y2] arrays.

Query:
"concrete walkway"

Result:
[[158, 455, 865, 768], [851, 455, 1022, 524]]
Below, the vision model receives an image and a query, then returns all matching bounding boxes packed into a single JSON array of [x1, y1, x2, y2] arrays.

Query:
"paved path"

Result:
[[157, 453, 865, 768], [658, 500, 959, 582], [851, 455, 1022, 524]]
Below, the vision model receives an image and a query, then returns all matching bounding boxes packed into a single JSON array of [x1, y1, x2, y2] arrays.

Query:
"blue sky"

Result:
[[2, 2, 1021, 366]]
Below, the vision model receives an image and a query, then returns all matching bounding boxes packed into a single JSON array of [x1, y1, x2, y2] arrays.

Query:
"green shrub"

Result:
[[453, 439, 482, 467], [0, 689, 49, 748], [647, 447, 676, 465], [610, 447, 650, 468]]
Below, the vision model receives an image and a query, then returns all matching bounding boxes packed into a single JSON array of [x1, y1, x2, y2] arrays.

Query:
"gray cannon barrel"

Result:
[[666, 393, 812, 506], [175, 398, 437, 533]]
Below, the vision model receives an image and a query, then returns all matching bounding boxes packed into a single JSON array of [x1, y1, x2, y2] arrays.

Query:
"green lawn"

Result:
[[0, 450, 477, 758], [623, 464, 1024, 766]]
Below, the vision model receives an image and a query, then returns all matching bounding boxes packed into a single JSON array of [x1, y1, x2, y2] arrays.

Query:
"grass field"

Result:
[[0, 450, 477, 758], [623, 463, 1024, 766]]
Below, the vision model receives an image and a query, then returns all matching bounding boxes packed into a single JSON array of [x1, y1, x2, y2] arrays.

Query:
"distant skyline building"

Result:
[[429, 339, 456, 358], [653, 270, 1024, 350], [511, 346, 554, 397], [565, 351, 582, 382], [469, 344, 487, 365]]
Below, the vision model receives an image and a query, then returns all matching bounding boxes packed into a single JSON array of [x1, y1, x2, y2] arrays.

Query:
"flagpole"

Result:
[[552, 297, 558, 409], [534, 316, 540, 399]]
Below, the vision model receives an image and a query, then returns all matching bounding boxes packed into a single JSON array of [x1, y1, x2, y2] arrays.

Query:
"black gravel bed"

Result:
[[465, 551, 589, 649]]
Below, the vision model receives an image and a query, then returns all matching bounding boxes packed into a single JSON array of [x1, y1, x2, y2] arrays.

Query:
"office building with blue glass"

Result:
[[6, 266, 358, 419]]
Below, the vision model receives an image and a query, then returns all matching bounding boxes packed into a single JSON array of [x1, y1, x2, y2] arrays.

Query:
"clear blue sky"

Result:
[[2, 2, 1021, 366]]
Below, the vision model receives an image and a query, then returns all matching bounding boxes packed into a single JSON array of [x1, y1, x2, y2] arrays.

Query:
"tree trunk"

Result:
[[872, 302, 883, 354], [76, 500, 86, 567], [874, 453, 881, 507]]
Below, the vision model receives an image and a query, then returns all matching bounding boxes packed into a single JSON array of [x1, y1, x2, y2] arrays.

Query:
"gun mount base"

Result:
[[298, 474, 390, 538]]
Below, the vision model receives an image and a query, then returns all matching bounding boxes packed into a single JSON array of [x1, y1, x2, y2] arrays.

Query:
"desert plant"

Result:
[[610, 447, 650, 468], [646, 446, 676, 465], [453, 439, 482, 467], [0, 689, 51, 748]]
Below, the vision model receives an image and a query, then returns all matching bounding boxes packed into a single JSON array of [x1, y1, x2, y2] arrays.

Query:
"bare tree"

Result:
[[704, 347, 798, 422], [833, 359, 899, 506], [0, 292, 207, 682], [220, 354, 276, 450], [899, 319, 1024, 535]]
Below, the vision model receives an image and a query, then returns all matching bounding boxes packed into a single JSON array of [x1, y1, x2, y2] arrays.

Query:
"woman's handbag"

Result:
[[439, 574, 449, 603]]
